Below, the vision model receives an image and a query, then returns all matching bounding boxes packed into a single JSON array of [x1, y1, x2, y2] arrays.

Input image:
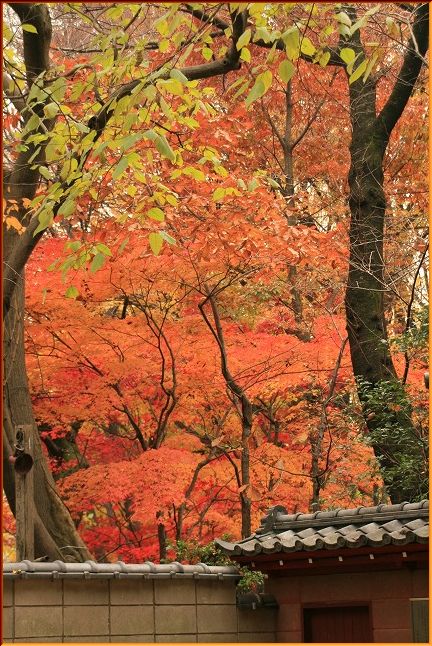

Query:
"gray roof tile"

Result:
[[381, 519, 403, 532], [216, 500, 428, 556], [3, 560, 240, 579]]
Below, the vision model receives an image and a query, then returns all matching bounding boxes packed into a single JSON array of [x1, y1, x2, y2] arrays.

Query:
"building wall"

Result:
[[268, 567, 428, 643], [2, 577, 276, 643]]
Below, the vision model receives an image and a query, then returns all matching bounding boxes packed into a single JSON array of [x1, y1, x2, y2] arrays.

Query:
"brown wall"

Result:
[[2, 577, 276, 643], [268, 567, 428, 643]]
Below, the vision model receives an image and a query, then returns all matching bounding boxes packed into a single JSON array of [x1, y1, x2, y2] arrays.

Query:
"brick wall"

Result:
[[268, 567, 428, 643], [2, 577, 276, 643]]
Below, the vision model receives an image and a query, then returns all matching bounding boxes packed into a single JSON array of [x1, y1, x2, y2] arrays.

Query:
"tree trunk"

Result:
[[3, 4, 92, 561], [3, 282, 92, 561], [240, 404, 252, 538], [199, 290, 252, 538], [158, 521, 167, 561], [344, 4, 428, 503]]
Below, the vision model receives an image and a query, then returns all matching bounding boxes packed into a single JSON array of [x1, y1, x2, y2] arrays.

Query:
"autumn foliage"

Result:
[[3, 3, 428, 562]]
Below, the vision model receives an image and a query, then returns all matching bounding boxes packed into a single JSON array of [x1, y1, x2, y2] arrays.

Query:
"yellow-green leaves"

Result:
[[349, 59, 368, 85], [300, 37, 316, 57], [171, 166, 205, 181], [319, 51, 331, 67], [22, 23, 38, 34], [65, 285, 79, 299], [147, 207, 165, 222], [339, 46, 375, 84], [247, 177, 260, 192], [278, 59, 296, 84], [236, 28, 251, 51], [95, 243, 112, 257], [202, 46, 213, 61], [245, 70, 272, 107], [212, 186, 241, 201], [363, 52, 379, 83], [159, 39, 170, 53], [158, 78, 183, 96], [182, 166, 205, 181], [119, 133, 143, 152], [213, 187, 225, 201], [340, 47, 356, 66], [143, 129, 176, 163], [60, 158, 78, 182], [282, 28, 300, 60], [38, 166, 52, 181], [170, 68, 189, 84], [149, 232, 163, 255], [159, 96, 174, 120], [336, 11, 352, 27], [154, 16, 169, 36], [159, 231, 175, 245], [240, 47, 251, 62], [112, 156, 130, 180], [43, 102, 59, 119], [340, 47, 358, 74], [90, 253, 106, 273], [335, 11, 352, 37], [57, 199, 76, 219], [34, 207, 53, 236], [90, 243, 111, 273], [245, 80, 265, 107], [254, 26, 272, 44]]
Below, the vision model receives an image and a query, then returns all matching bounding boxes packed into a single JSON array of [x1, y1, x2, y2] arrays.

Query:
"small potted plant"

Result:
[[236, 567, 267, 609], [236, 567, 279, 610]]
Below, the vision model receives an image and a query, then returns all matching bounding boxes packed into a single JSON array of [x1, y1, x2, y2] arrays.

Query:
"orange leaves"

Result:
[[60, 448, 198, 518], [3, 199, 27, 234], [4, 216, 25, 234]]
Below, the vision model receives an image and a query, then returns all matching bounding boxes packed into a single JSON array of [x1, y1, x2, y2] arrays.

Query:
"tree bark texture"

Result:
[[4, 284, 92, 560], [3, 3, 91, 560], [344, 4, 428, 503]]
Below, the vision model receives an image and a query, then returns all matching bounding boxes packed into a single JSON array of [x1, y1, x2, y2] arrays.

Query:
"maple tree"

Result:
[[3, 3, 428, 562]]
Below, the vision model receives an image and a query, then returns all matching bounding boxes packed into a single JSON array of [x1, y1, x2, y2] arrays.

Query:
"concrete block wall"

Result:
[[2, 577, 276, 643], [268, 568, 428, 643]]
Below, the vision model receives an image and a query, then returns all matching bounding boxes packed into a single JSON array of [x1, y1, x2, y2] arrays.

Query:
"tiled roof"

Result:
[[3, 560, 239, 580], [216, 500, 429, 556]]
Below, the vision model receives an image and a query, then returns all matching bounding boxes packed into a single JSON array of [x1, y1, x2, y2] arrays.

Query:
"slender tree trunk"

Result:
[[158, 522, 167, 561], [240, 402, 252, 538], [282, 82, 305, 325], [199, 290, 252, 537]]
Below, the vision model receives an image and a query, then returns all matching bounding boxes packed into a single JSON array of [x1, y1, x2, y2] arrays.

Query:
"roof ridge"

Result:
[[3, 561, 240, 576], [217, 503, 429, 558], [256, 500, 429, 534]]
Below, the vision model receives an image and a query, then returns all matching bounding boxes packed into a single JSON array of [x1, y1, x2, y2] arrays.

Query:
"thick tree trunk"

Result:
[[3, 282, 92, 561], [3, 3, 92, 561], [344, 5, 428, 503]]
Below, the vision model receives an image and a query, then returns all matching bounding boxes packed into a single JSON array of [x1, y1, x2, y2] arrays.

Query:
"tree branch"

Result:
[[181, 3, 230, 32], [3, 7, 248, 318], [401, 244, 429, 384], [378, 2, 428, 138]]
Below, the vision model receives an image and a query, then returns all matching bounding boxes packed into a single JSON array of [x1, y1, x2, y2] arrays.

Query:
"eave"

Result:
[[231, 541, 428, 577]]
